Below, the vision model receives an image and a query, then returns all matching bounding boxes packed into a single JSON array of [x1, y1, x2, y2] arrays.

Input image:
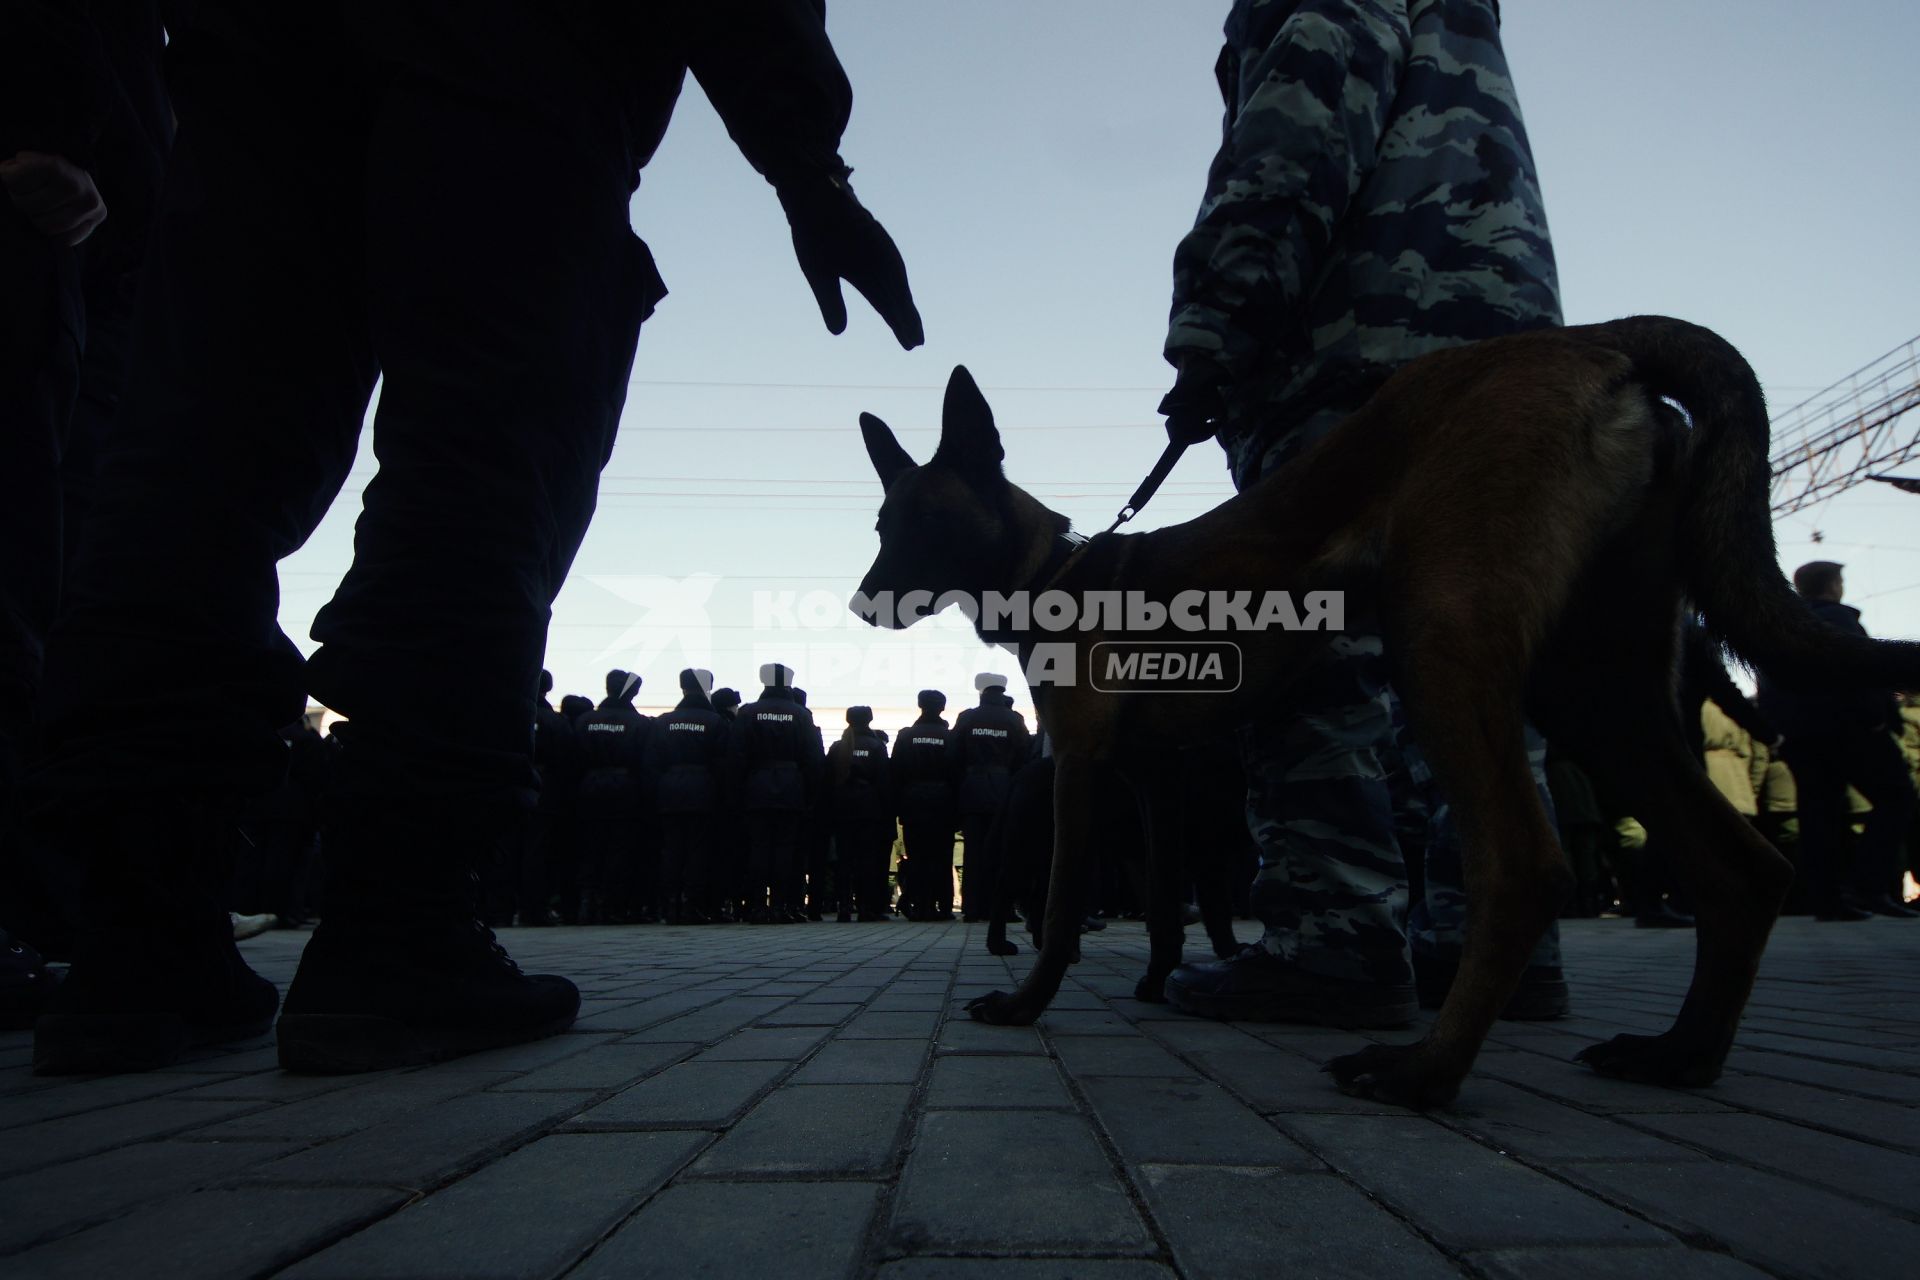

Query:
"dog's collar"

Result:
[[1032, 530, 1093, 595]]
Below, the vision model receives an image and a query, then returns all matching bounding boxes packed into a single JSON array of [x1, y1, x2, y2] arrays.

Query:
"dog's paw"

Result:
[[985, 936, 1020, 957], [1323, 1042, 1461, 1110], [1133, 971, 1172, 1003], [966, 990, 1039, 1026], [1574, 1032, 1721, 1088]]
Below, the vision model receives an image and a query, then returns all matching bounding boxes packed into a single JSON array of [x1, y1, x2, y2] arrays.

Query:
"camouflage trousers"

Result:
[[1230, 413, 1563, 987]]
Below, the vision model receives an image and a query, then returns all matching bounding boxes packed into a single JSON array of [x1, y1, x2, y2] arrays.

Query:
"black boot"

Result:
[[32, 804, 278, 1075], [277, 809, 578, 1073], [1, 927, 61, 1032]]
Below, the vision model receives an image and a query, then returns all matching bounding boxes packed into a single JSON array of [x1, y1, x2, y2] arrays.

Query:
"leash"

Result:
[[1105, 438, 1192, 533]]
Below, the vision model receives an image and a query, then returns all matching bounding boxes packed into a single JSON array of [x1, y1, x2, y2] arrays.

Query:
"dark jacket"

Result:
[[1170, 0, 1560, 456], [644, 694, 729, 814], [948, 692, 1031, 816], [827, 728, 889, 823], [891, 714, 957, 827], [729, 686, 824, 812], [1757, 600, 1900, 740], [577, 697, 650, 780]]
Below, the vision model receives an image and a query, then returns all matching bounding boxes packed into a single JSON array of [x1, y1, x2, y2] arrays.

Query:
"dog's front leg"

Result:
[[968, 753, 1095, 1025], [1133, 770, 1185, 1003]]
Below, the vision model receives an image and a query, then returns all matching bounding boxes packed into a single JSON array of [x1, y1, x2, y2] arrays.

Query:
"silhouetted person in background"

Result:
[[24, 3, 921, 1074], [791, 687, 831, 920], [708, 686, 746, 920], [731, 665, 823, 923], [893, 689, 957, 920], [574, 671, 650, 924], [950, 673, 1029, 920], [1759, 562, 1916, 921], [523, 669, 579, 926], [827, 705, 891, 921], [645, 668, 727, 924]]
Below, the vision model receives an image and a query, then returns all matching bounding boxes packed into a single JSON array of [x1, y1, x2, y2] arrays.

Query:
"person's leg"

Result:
[[0, 203, 84, 960], [1782, 743, 1854, 919], [276, 7, 661, 1068], [1838, 731, 1918, 915], [26, 10, 385, 1074], [1165, 410, 1416, 1026]]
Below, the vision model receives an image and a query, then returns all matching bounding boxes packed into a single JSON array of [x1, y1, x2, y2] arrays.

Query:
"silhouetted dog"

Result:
[[854, 318, 1920, 1108]]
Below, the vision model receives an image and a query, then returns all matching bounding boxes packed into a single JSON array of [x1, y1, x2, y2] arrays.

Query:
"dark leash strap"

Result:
[[1106, 438, 1192, 533]]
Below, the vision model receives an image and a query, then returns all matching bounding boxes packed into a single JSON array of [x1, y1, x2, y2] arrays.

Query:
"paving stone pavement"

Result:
[[3, 917, 1918, 1278]]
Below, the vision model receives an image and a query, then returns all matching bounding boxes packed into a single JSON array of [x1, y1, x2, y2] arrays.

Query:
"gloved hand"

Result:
[[1157, 356, 1228, 447], [781, 171, 923, 350], [0, 151, 107, 247]]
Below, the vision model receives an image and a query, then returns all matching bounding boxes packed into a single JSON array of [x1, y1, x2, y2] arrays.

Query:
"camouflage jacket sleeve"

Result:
[[1165, 0, 1411, 385], [683, 0, 854, 194]]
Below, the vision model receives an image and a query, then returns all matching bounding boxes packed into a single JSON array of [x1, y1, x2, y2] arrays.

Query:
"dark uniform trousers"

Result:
[[900, 822, 954, 916], [31, 7, 657, 825]]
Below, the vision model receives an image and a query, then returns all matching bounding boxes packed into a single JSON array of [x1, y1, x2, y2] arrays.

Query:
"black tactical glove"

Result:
[[780, 170, 924, 350], [1157, 357, 1228, 447]]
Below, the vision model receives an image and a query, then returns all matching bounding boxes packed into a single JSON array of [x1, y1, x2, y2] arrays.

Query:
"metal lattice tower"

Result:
[[1768, 334, 1920, 516]]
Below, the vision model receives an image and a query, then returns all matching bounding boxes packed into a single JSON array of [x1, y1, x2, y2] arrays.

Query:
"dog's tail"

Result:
[[1596, 314, 1920, 690]]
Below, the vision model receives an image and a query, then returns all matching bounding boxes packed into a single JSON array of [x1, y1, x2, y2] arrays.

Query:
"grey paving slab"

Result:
[[1049, 1035, 1191, 1078], [569, 1058, 787, 1128], [691, 1083, 912, 1176], [935, 1017, 1046, 1055], [488, 1041, 695, 1092], [790, 1037, 928, 1085], [1471, 1246, 1773, 1279], [1627, 1111, 1920, 1214], [1080, 1075, 1319, 1168], [192, 1070, 505, 1142], [695, 1024, 835, 1061], [249, 1089, 595, 1186], [0, 1138, 303, 1253], [759, 1002, 861, 1026], [1279, 1114, 1672, 1250], [1136, 1165, 1459, 1280], [891, 1110, 1151, 1254], [571, 1181, 880, 1280], [924, 1054, 1072, 1109], [281, 1132, 706, 1280], [0, 1096, 268, 1178], [618, 996, 788, 1043], [1440, 1079, 1713, 1164], [1561, 1160, 1920, 1278], [0, 1072, 240, 1129], [840, 1010, 941, 1039], [878, 1263, 1177, 1280], [2, 1186, 409, 1280]]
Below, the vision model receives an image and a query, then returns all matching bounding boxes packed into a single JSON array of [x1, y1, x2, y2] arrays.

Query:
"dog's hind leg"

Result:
[[1562, 707, 1791, 1086], [1327, 673, 1569, 1108], [968, 752, 1097, 1025], [1130, 767, 1186, 1002]]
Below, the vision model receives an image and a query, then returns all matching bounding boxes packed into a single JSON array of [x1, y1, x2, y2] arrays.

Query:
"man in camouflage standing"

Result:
[[1159, 0, 1565, 1024]]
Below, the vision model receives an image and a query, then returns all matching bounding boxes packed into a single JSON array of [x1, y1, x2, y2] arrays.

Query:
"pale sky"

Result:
[[277, 0, 1920, 730]]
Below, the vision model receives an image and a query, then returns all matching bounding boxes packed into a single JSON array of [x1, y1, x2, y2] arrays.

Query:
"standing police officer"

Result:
[[730, 664, 823, 923], [827, 706, 891, 921], [950, 674, 1029, 921], [708, 686, 746, 921], [574, 670, 650, 924], [644, 668, 727, 924], [893, 689, 957, 920]]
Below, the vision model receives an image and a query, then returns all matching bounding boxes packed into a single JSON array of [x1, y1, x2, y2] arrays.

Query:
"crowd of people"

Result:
[[225, 668, 1042, 935]]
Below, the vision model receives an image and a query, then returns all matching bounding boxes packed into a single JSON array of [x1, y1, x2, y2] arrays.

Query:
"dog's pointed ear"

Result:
[[933, 365, 1005, 487], [860, 412, 916, 491]]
